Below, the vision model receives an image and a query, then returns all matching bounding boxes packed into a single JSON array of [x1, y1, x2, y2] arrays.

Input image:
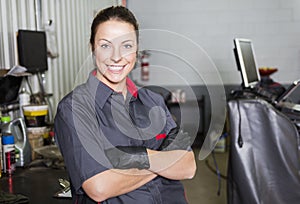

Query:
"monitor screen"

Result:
[[17, 30, 48, 73], [233, 38, 260, 88]]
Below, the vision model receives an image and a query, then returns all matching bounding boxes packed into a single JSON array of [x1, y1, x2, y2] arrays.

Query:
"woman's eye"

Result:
[[123, 44, 133, 49], [100, 44, 110, 49]]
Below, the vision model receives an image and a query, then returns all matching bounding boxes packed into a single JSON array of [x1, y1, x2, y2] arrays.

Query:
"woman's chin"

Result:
[[105, 74, 126, 84]]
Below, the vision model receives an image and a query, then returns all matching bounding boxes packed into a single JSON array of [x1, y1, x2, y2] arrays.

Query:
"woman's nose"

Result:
[[111, 47, 122, 62]]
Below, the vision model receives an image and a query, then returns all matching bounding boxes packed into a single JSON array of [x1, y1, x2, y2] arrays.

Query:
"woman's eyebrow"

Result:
[[98, 39, 112, 43], [122, 40, 134, 43], [98, 39, 135, 44]]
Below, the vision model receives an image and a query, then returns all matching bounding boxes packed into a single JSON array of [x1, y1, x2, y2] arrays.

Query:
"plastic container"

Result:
[[0, 116, 31, 167], [27, 127, 48, 160], [2, 135, 16, 175], [19, 87, 31, 118], [23, 105, 48, 127], [1, 115, 11, 123]]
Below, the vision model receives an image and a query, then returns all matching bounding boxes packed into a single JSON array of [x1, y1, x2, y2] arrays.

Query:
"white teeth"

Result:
[[108, 65, 124, 71]]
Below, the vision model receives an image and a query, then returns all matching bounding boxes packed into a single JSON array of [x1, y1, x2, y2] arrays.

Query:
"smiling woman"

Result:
[[93, 20, 138, 94], [54, 5, 196, 204]]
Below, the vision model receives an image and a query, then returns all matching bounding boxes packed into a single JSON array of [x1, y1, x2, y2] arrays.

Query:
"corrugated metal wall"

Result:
[[0, 0, 114, 116]]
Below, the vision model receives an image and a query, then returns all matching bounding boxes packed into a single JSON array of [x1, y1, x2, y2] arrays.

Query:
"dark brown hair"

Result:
[[90, 6, 139, 51]]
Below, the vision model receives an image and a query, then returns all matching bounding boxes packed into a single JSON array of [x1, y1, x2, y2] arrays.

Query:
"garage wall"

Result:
[[128, 0, 300, 86]]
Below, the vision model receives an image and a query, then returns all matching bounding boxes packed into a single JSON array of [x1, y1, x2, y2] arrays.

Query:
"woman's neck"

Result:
[[96, 72, 127, 98]]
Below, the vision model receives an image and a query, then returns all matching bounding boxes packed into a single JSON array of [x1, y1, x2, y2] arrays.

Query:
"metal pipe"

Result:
[[34, 0, 42, 30]]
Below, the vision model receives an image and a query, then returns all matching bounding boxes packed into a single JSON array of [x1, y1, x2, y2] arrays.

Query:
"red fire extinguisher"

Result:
[[141, 50, 150, 81]]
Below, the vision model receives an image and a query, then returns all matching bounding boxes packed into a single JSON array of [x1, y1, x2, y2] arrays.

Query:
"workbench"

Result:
[[0, 166, 72, 204]]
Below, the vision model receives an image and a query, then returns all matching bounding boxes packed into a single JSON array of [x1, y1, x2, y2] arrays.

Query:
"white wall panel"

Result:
[[18, 0, 28, 29], [1, 0, 11, 68], [28, 0, 36, 29]]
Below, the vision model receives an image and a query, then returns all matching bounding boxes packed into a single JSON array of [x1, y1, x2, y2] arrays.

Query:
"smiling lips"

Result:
[[107, 64, 126, 72]]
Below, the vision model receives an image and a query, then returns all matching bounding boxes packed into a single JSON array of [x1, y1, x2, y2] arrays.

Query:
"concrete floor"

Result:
[[182, 148, 228, 204]]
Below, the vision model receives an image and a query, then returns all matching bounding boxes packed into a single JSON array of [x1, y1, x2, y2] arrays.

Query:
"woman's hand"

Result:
[[105, 146, 150, 169], [147, 149, 196, 180]]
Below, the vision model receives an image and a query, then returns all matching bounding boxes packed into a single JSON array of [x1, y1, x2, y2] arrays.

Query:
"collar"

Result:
[[87, 70, 138, 109], [126, 77, 138, 98]]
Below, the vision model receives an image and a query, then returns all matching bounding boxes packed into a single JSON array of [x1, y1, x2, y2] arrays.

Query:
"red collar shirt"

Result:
[[54, 70, 188, 204]]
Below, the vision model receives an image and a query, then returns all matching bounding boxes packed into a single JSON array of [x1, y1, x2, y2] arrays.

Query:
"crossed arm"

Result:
[[82, 149, 196, 202], [56, 96, 197, 202]]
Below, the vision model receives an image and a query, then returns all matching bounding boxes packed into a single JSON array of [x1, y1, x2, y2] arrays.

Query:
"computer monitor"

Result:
[[233, 38, 260, 89], [17, 30, 48, 74]]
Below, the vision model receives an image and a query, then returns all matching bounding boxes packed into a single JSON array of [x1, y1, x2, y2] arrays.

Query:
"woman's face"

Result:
[[93, 20, 137, 90]]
